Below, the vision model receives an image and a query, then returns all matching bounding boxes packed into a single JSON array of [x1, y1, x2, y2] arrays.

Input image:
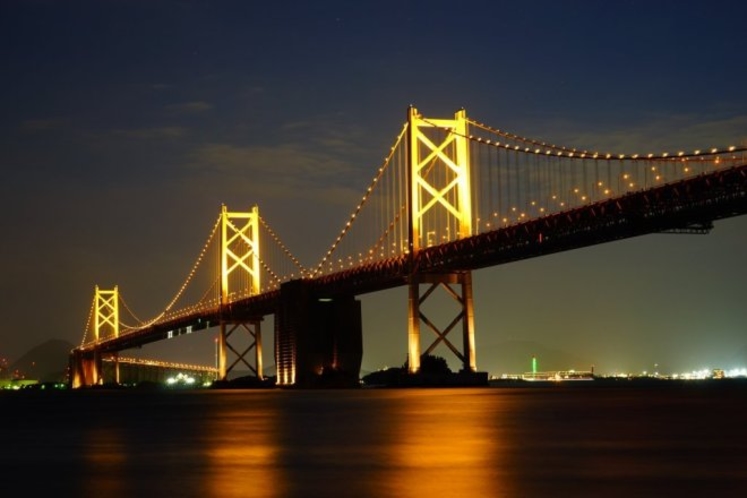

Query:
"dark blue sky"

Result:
[[2, 0, 746, 375]]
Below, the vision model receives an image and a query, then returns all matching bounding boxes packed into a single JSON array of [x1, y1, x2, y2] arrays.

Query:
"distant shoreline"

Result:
[[488, 376, 747, 388], [4, 375, 746, 392]]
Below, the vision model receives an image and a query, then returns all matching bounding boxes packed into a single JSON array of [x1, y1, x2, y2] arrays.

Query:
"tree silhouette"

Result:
[[403, 353, 452, 375]]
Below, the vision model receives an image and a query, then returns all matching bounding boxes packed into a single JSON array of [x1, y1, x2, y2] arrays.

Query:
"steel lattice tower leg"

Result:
[[407, 272, 476, 373], [219, 319, 263, 380]]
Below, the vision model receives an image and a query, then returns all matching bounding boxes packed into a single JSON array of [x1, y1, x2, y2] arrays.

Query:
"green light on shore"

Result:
[[532, 356, 537, 375]]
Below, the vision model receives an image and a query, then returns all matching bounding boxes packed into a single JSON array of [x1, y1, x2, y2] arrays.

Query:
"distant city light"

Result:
[[492, 363, 747, 382], [166, 373, 196, 386]]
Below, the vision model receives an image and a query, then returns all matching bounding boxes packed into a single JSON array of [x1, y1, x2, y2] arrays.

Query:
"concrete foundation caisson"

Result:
[[275, 280, 363, 388]]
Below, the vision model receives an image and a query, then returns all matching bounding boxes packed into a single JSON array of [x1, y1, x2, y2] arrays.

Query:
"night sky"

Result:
[[2, 0, 747, 376]]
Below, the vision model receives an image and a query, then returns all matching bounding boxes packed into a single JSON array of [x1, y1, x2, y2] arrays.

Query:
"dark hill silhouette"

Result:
[[9, 339, 74, 382]]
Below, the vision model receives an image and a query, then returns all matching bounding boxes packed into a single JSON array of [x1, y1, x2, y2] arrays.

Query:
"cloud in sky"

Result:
[[112, 126, 189, 140], [186, 142, 364, 206], [20, 117, 69, 132], [164, 101, 214, 114], [175, 110, 388, 207]]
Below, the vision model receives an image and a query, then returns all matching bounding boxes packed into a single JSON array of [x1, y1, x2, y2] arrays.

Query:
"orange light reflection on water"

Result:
[[83, 425, 128, 497], [204, 393, 283, 498], [384, 389, 512, 497]]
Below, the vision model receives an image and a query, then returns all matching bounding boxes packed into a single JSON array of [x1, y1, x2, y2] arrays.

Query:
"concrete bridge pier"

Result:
[[69, 349, 102, 388], [275, 280, 363, 387]]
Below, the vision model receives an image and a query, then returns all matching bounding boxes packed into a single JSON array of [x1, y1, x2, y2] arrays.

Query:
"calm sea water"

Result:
[[1, 384, 746, 497]]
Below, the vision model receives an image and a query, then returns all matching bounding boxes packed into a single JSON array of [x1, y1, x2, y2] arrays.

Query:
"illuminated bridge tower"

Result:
[[406, 107, 477, 375], [218, 204, 264, 381], [70, 285, 120, 387]]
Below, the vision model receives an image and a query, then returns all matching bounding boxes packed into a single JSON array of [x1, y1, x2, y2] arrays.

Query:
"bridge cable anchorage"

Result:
[[312, 122, 409, 276]]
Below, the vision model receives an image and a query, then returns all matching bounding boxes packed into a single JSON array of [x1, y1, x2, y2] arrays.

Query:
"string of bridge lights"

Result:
[[115, 214, 223, 335], [312, 122, 409, 277], [156, 300, 220, 326], [465, 118, 747, 160], [159, 215, 222, 314], [118, 293, 146, 327], [79, 295, 96, 347], [366, 205, 407, 263], [311, 112, 747, 276], [415, 115, 746, 230], [91, 210, 316, 342], [194, 278, 219, 309], [257, 255, 282, 291], [259, 215, 309, 278], [127, 223, 297, 327], [109, 356, 217, 372]]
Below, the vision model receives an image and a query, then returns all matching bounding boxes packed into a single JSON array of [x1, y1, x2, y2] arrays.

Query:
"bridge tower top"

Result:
[[94, 285, 119, 341], [221, 204, 261, 304], [407, 106, 472, 253]]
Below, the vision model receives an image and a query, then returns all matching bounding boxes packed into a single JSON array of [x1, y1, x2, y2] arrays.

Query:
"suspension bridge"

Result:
[[70, 106, 747, 388]]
